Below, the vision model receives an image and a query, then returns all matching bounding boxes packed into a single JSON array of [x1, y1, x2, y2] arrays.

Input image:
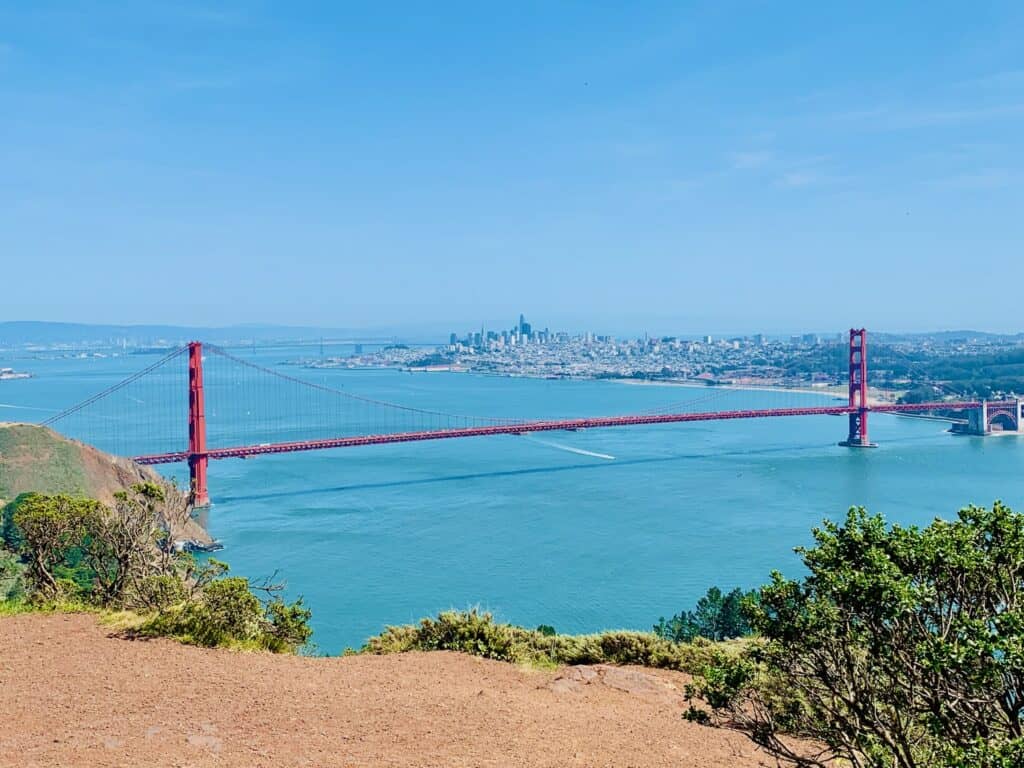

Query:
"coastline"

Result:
[[332, 363, 919, 406], [610, 378, 850, 400]]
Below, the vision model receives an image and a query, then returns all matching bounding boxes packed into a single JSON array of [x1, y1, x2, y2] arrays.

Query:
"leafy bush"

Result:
[[686, 503, 1024, 768], [198, 578, 265, 641], [5, 487, 194, 608], [360, 609, 739, 671], [1, 494, 30, 551], [0, 548, 26, 602], [141, 575, 312, 653], [3, 491, 311, 654], [133, 573, 188, 611], [366, 608, 524, 661], [264, 597, 314, 652]]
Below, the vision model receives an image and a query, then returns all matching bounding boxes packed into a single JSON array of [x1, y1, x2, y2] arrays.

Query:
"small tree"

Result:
[[7, 488, 313, 654], [654, 586, 754, 642], [80, 483, 169, 605], [13, 494, 98, 598], [687, 503, 1024, 767]]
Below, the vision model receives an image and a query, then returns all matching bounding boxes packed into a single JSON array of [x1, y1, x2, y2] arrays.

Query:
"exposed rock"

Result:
[[548, 663, 684, 703]]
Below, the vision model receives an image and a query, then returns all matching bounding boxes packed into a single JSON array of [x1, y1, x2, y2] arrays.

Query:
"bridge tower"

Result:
[[839, 328, 876, 447], [188, 342, 210, 507]]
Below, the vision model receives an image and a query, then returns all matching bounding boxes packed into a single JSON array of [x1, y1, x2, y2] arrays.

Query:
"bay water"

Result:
[[2, 346, 1020, 653]]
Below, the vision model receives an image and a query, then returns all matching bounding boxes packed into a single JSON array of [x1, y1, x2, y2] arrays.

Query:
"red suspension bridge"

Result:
[[41, 329, 1017, 507]]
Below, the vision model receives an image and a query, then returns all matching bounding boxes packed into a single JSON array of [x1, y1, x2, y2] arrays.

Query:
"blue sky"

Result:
[[2, 2, 1022, 335]]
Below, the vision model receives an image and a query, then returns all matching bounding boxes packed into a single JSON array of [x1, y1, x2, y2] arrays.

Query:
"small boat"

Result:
[[173, 539, 225, 553]]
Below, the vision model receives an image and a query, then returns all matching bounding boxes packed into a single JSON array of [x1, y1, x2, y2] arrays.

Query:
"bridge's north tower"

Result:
[[188, 341, 210, 507], [839, 328, 876, 447]]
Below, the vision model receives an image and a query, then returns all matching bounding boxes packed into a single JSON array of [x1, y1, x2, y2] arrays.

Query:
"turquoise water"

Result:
[[2, 347, 1021, 653]]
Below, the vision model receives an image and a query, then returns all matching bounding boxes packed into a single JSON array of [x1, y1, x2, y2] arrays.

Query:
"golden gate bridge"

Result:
[[41, 329, 1011, 507]]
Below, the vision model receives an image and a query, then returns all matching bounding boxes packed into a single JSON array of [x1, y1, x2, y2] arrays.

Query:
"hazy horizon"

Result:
[[1, 318, 1022, 344]]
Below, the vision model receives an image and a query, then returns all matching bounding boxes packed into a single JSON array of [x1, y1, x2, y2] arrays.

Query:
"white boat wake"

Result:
[[519, 434, 615, 460]]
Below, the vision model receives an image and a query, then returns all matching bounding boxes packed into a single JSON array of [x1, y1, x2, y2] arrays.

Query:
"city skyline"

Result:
[[446, 312, 837, 349], [6, 316, 1024, 352]]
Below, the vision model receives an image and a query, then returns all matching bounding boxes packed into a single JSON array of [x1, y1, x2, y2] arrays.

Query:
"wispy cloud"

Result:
[[145, 2, 249, 27], [830, 101, 1024, 130], [956, 69, 1024, 91], [609, 140, 662, 159], [777, 170, 821, 188], [722, 147, 841, 189], [930, 168, 1017, 190], [772, 155, 849, 189], [728, 151, 773, 170]]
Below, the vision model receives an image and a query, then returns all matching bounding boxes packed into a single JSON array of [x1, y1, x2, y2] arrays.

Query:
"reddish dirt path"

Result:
[[1, 614, 776, 767]]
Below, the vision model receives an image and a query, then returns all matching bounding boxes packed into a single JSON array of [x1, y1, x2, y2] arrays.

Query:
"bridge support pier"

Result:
[[188, 341, 211, 508], [839, 328, 876, 448], [966, 401, 989, 435], [964, 399, 1024, 435]]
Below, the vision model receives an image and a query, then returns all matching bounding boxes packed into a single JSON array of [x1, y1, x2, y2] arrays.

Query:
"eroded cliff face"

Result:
[[0, 423, 211, 545]]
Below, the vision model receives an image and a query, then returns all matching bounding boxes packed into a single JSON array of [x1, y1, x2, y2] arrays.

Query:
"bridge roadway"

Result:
[[132, 400, 987, 466]]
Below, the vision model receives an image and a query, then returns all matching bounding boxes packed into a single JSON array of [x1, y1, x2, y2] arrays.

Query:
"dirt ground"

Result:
[[0, 613, 779, 767]]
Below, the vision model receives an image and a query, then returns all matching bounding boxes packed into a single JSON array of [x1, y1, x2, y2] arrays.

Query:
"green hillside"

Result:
[[0, 424, 93, 502], [0, 423, 210, 545]]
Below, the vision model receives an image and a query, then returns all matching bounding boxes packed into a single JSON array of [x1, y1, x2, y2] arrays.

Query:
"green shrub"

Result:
[[200, 578, 264, 640], [396, 608, 522, 662], [2, 492, 311, 655], [365, 622, 421, 654], [149, 576, 264, 647], [944, 739, 1024, 768], [360, 609, 740, 671], [264, 596, 314, 653], [50, 576, 89, 602], [134, 573, 188, 612], [140, 576, 312, 653], [0, 548, 25, 602], [1, 494, 30, 551], [687, 503, 1024, 768]]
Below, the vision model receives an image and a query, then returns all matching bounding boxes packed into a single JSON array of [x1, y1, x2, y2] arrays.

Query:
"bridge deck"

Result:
[[132, 401, 984, 465]]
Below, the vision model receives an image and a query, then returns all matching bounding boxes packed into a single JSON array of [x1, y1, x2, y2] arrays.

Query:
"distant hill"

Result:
[[0, 423, 210, 544], [874, 329, 1024, 343], [0, 321, 442, 348]]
